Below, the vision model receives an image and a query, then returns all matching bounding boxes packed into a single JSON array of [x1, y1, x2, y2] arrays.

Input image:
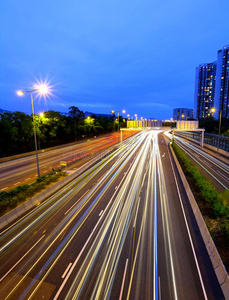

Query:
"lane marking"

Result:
[[0, 234, 45, 283], [25, 178, 31, 181], [168, 149, 208, 300], [159, 276, 161, 300], [61, 263, 72, 279], [43, 171, 47, 173], [99, 210, 103, 217], [13, 182, 21, 185], [0, 187, 8, 191], [119, 259, 129, 300]]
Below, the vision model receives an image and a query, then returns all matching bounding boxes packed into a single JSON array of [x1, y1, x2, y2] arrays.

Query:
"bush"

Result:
[[0, 200, 9, 214], [0, 168, 65, 214], [18, 192, 27, 202], [9, 197, 18, 208], [34, 182, 46, 192], [219, 190, 229, 207], [36, 175, 46, 183], [221, 222, 229, 240], [27, 186, 35, 197]]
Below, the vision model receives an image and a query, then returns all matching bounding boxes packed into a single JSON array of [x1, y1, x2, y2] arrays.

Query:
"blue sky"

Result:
[[0, 0, 229, 119]]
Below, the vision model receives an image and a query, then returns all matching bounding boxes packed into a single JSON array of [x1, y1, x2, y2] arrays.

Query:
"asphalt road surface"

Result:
[[0, 130, 224, 299], [0, 132, 135, 192]]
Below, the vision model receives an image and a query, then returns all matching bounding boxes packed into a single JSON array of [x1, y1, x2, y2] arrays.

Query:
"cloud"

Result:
[[134, 102, 170, 109], [68, 102, 111, 109]]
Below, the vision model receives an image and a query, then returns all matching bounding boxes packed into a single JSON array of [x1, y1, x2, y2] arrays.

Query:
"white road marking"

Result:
[[13, 182, 21, 185], [159, 276, 161, 300], [1, 187, 8, 191], [25, 178, 31, 181], [99, 210, 103, 217]]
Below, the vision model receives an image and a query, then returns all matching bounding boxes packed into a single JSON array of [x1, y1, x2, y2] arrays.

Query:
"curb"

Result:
[[169, 143, 229, 300], [0, 149, 112, 230]]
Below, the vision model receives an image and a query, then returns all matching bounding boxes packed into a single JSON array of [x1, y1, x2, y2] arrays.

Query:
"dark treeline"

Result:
[[0, 106, 126, 158], [198, 117, 229, 136]]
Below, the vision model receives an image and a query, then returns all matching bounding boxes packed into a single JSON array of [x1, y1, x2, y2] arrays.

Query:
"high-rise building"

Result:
[[194, 45, 229, 120], [213, 45, 229, 119], [173, 108, 194, 121], [194, 62, 217, 119]]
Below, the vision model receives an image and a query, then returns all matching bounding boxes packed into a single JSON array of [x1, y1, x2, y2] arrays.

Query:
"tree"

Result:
[[69, 106, 85, 140]]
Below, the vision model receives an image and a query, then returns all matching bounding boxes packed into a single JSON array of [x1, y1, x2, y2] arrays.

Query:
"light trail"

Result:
[[6, 131, 147, 299], [0, 130, 216, 299], [164, 131, 229, 190]]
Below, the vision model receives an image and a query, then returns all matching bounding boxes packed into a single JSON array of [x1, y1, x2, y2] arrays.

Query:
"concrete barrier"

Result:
[[169, 144, 229, 299], [0, 149, 113, 230]]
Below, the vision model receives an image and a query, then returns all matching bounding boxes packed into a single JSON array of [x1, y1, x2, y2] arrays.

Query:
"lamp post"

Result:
[[217, 110, 222, 154], [210, 108, 222, 154], [17, 86, 48, 178], [111, 110, 126, 143]]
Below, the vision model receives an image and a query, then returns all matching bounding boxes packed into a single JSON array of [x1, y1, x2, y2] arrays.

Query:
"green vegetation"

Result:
[[0, 170, 66, 215], [199, 116, 229, 136], [0, 106, 126, 157], [171, 140, 229, 241]]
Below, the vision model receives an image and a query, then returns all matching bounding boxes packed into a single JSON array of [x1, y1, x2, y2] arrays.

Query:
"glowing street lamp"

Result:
[[210, 108, 215, 114], [17, 84, 49, 178], [110, 109, 126, 143], [211, 108, 222, 154]]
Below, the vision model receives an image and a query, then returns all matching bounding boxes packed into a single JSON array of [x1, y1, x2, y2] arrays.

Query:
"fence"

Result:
[[177, 131, 229, 152]]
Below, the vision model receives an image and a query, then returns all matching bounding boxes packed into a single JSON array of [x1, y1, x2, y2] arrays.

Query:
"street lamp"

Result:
[[110, 110, 126, 143], [17, 85, 48, 178], [210, 108, 222, 154]]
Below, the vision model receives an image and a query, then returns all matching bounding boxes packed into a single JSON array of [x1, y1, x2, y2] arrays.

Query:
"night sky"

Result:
[[0, 0, 229, 120]]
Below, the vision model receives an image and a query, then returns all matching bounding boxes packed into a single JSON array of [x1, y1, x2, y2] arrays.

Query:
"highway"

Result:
[[164, 131, 229, 193], [0, 131, 135, 192], [0, 130, 224, 299]]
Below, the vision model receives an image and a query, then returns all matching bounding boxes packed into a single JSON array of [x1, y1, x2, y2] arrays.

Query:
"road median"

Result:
[[0, 148, 113, 231]]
